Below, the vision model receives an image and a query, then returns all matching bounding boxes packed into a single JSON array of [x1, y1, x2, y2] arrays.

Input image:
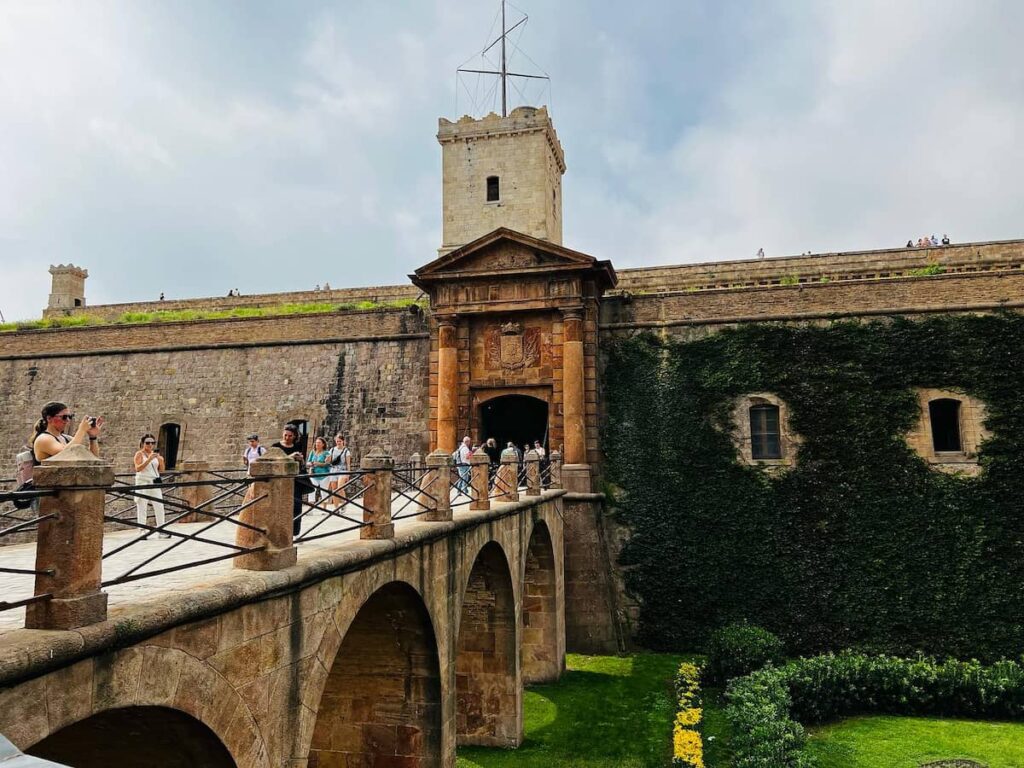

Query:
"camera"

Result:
[[88, 417, 97, 428]]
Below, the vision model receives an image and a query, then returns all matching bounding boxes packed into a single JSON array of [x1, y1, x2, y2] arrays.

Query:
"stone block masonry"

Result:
[[0, 326, 430, 475]]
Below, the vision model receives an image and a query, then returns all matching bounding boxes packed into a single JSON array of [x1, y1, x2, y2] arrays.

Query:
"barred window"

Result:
[[929, 398, 962, 452], [750, 404, 782, 459]]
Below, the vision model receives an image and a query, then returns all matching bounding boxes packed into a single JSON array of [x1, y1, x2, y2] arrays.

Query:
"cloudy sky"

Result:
[[1, 1, 1022, 321]]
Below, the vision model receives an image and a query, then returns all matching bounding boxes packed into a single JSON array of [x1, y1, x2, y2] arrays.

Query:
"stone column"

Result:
[[26, 444, 113, 630], [497, 447, 520, 502], [360, 449, 395, 539], [437, 316, 459, 453], [235, 448, 297, 571], [524, 449, 541, 496], [548, 450, 563, 490], [561, 308, 591, 491], [423, 449, 453, 522], [178, 459, 212, 523], [470, 448, 490, 511]]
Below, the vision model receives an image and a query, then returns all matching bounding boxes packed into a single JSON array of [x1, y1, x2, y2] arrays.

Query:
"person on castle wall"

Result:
[[134, 433, 169, 539], [930, 234, 939, 246], [906, 240, 915, 248], [306, 436, 332, 507], [32, 401, 103, 462], [942, 234, 951, 245], [326, 434, 351, 511]]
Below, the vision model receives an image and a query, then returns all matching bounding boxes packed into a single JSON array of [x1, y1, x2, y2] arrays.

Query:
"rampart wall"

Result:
[[0, 309, 430, 474]]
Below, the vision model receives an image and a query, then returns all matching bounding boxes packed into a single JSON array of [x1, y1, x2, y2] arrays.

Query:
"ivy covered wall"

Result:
[[603, 314, 1024, 660]]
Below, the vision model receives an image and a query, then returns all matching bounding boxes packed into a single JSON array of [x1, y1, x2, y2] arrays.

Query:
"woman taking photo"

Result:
[[306, 436, 332, 507], [134, 434, 169, 538], [32, 401, 103, 462], [326, 434, 351, 511]]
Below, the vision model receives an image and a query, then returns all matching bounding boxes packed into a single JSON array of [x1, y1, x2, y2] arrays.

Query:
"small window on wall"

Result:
[[749, 404, 782, 459], [486, 175, 500, 202], [929, 398, 962, 452], [158, 423, 181, 470]]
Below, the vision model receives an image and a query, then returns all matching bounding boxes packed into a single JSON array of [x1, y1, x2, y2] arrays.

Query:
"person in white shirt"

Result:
[[326, 434, 352, 510], [455, 436, 473, 495], [134, 433, 169, 538]]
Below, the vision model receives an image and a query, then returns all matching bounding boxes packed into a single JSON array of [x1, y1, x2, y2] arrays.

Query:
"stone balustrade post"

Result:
[[235, 448, 298, 571], [360, 449, 395, 539], [178, 460, 212, 523], [524, 449, 541, 497], [26, 444, 113, 630], [423, 449, 453, 522], [469, 448, 490, 511], [497, 448, 520, 502], [548, 450, 563, 490]]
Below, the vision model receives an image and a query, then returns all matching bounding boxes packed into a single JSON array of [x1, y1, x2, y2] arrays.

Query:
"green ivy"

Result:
[[603, 314, 1024, 659]]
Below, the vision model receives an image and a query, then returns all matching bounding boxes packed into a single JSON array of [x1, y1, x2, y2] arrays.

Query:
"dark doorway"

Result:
[[28, 706, 236, 767], [157, 423, 181, 470], [288, 418, 309, 457], [480, 395, 548, 453]]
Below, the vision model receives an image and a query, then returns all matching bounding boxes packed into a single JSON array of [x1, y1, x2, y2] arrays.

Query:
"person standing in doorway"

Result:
[[272, 423, 306, 537], [134, 434, 169, 538], [483, 437, 500, 487]]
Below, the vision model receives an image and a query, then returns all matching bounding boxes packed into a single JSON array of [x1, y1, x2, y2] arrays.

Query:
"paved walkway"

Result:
[[0, 487, 489, 636]]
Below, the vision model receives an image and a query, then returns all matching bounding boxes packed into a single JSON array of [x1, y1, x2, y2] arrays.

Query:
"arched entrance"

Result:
[[479, 395, 548, 452], [310, 582, 442, 767], [522, 521, 561, 684], [27, 706, 236, 767], [456, 542, 521, 747]]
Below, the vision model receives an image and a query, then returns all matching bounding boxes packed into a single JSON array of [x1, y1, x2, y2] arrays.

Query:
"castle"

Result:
[[4, 105, 1023, 652]]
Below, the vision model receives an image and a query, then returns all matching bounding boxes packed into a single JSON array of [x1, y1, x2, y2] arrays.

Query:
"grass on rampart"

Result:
[[0, 298, 423, 333]]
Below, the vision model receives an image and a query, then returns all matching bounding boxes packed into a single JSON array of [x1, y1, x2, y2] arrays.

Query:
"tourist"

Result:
[[930, 234, 939, 246], [906, 240, 915, 248], [133, 433, 169, 538], [757, 247, 765, 259], [942, 234, 951, 246], [306, 436, 332, 506], [272, 423, 306, 537], [32, 402, 103, 462], [483, 438, 500, 486], [159, 292, 165, 301], [533, 440, 545, 459], [326, 434, 351, 510], [242, 434, 265, 474], [455, 436, 472, 495]]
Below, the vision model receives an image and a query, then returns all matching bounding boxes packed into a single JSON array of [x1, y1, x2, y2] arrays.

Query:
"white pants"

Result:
[[134, 478, 166, 529]]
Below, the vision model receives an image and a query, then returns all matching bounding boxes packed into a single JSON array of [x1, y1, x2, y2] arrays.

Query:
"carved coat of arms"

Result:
[[486, 322, 540, 371]]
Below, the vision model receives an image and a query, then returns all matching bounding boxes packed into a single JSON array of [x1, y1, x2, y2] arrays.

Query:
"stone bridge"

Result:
[[0, 446, 566, 767]]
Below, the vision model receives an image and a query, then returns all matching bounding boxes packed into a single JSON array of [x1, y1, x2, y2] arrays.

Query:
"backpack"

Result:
[[12, 447, 35, 510]]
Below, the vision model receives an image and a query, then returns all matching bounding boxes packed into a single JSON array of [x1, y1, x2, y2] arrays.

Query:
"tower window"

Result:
[[929, 398, 962, 452], [486, 176, 500, 202], [750, 404, 782, 459]]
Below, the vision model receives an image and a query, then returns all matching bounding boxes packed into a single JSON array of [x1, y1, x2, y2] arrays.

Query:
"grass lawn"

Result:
[[807, 715, 1024, 768], [457, 653, 683, 768]]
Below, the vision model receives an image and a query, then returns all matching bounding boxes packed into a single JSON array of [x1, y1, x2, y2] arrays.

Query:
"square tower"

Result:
[[47, 264, 88, 312], [437, 106, 565, 255]]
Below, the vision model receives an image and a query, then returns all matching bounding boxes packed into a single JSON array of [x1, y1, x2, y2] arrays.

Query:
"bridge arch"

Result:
[[521, 519, 561, 683], [28, 706, 236, 767], [455, 540, 521, 747], [310, 581, 442, 767], [2, 645, 266, 768]]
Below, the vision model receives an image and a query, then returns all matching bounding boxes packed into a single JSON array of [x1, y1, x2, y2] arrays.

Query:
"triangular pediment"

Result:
[[413, 228, 603, 283]]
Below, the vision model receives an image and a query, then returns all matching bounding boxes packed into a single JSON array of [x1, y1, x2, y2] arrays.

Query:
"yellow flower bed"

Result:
[[672, 662, 705, 768]]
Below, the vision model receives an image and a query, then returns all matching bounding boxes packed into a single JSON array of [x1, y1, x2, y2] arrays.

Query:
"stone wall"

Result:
[[0, 317, 430, 473]]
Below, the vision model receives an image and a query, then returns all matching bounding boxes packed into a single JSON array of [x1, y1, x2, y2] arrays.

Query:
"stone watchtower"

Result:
[[437, 106, 565, 256], [47, 264, 88, 313]]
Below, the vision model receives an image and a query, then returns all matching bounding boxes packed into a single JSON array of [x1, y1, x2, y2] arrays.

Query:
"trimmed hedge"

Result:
[[706, 623, 784, 685], [603, 315, 1024, 658], [725, 652, 1024, 768], [672, 661, 705, 767]]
